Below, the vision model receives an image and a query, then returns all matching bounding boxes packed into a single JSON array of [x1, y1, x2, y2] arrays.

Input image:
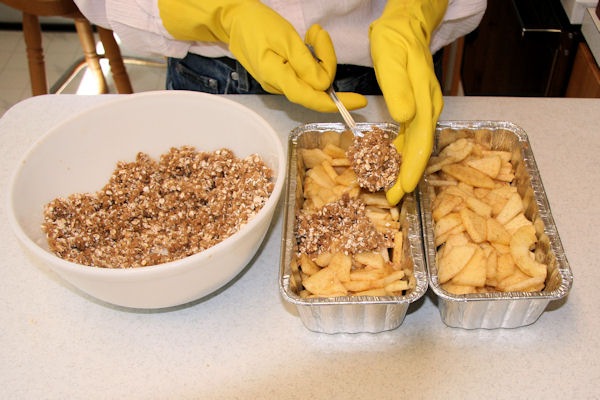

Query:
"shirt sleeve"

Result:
[[74, 0, 487, 63], [72, 0, 111, 28], [431, 0, 487, 54], [74, 0, 193, 58]]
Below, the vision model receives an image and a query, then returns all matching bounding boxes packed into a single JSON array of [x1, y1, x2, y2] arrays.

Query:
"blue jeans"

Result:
[[166, 51, 443, 95]]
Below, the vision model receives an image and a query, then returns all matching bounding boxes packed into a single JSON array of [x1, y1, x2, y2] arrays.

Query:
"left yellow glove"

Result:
[[159, 0, 367, 112], [369, 0, 448, 205]]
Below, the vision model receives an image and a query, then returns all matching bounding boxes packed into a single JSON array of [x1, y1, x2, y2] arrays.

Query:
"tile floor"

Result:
[[0, 29, 167, 117]]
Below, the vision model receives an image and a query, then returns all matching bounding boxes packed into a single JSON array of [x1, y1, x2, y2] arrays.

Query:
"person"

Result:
[[74, 0, 486, 204]]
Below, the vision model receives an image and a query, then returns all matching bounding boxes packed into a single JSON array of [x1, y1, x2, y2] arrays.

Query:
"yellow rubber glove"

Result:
[[159, 0, 367, 112], [369, 0, 448, 205]]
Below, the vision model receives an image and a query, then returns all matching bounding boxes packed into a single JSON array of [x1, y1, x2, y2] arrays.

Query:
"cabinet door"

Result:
[[566, 42, 600, 98], [461, 0, 578, 97]]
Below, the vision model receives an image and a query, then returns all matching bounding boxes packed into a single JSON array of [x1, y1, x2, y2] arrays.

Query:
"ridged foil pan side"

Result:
[[279, 123, 428, 334], [419, 121, 573, 329]]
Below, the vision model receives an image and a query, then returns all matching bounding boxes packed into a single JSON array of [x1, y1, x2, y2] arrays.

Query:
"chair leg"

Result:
[[441, 37, 465, 96], [73, 17, 108, 94], [22, 12, 47, 96], [97, 27, 133, 94], [449, 37, 465, 96]]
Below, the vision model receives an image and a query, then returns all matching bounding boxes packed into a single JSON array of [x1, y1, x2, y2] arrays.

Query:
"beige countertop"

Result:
[[0, 94, 599, 399]]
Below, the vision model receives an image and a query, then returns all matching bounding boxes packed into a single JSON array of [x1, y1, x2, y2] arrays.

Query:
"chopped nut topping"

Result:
[[295, 195, 385, 257], [42, 146, 274, 268], [346, 128, 402, 192]]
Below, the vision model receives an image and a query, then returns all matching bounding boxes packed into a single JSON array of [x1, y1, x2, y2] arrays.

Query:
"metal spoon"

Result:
[[305, 44, 363, 136]]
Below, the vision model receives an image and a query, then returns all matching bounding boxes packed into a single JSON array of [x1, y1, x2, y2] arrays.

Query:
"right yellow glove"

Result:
[[369, 0, 448, 205], [159, 0, 367, 112]]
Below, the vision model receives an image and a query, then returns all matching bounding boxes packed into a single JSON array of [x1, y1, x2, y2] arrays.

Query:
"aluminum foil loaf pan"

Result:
[[419, 121, 573, 329], [279, 123, 428, 334]]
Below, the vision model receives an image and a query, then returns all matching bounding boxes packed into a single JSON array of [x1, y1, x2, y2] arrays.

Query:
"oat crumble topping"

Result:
[[295, 195, 386, 257], [346, 128, 402, 191], [42, 146, 274, 268]]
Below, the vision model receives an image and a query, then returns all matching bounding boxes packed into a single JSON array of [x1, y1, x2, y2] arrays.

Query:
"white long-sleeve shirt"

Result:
[[75, 0, 486, 67]]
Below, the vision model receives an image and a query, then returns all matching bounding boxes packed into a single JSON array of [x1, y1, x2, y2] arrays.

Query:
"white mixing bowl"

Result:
[[7, 91, 285, 309]]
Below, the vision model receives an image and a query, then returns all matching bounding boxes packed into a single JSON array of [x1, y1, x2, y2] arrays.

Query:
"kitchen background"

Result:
[[1, 0, 599, 118]]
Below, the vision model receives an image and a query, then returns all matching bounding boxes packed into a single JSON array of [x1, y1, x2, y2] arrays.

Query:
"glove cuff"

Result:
[[372, 0, 448, 44], [159, 0, 259, 43]]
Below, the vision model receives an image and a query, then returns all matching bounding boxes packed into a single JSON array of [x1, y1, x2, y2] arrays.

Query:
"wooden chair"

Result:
[[441, 37, 465, 96], [1, 0, 133, 95]]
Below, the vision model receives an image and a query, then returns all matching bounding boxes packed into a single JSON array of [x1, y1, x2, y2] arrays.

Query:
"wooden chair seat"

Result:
[[1, 0, 133, 95]]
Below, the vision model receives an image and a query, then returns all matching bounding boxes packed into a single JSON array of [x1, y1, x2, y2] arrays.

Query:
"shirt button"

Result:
[[209, 79, 218, 89], [231, 71, 239, 81]]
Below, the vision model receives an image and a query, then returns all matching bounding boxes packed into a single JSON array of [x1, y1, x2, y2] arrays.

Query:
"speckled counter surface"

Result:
[[1, 94, 598, 399]]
